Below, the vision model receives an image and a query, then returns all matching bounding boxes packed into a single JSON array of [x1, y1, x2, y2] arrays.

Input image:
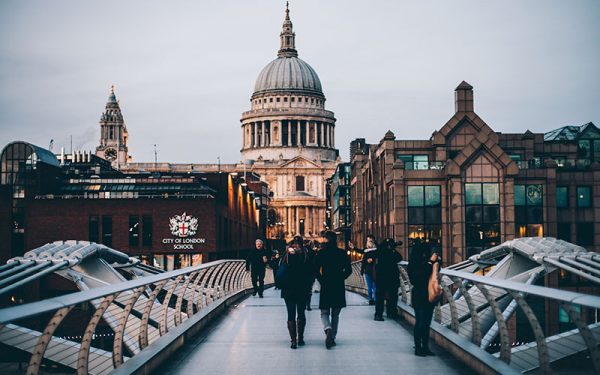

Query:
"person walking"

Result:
[[407, 241, 439, 356], [315, 230, 352, 349], [373, 238, 402, 321], [304, 240, 317, 311], [269, 250, 281, 290], [246, 239, 269, 298], [351, 235, 378, 305], [277, 236, 314, 349]]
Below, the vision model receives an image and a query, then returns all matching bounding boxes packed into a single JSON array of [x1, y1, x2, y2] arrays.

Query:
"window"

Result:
[[576, 222, 594, 246], [396, 154, 429, 170], [514, 184, 543, 237], [269, 98, 273, 102], [102, 216, 112, 247], [129, 215, 140, 246], [291, 97, 295, 102], [142, 215, 153, 246], [576, 186, 592, 207], [465, 183, 501, 256], [89, 216, 99, 243], [407, 186, 441, 253], [556, 186, 568, 208], [284, 97, 288, 102], [296, 176, 305, 191], [276, 97, 280, 102]]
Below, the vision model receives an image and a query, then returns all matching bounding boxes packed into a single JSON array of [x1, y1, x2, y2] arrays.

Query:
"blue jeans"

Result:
[[365, 274, 376, 301]]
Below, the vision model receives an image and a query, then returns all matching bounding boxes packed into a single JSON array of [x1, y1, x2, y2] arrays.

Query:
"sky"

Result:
[[1, 0, 599, 163]]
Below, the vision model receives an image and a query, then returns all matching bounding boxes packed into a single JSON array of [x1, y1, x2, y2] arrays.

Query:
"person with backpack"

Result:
[[373, 238, 402, 321], [276, 235, 314, 349]]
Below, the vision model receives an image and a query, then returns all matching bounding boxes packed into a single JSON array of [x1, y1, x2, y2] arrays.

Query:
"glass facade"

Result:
[[407, 185, 441, 252], [556, 186, 568, 208], [465, 183, 500, 256], [515, 184, 544, 238], [577, 186, 592, 207]]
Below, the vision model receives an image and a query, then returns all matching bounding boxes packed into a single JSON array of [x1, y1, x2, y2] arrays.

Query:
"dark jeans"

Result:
[[251, 270, 265, 296], [284, 297, 307, 321], [375, 286, 399, 317], [414, 304, 435, 349]]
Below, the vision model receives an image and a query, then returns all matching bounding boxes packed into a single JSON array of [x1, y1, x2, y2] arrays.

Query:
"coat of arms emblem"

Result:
[[169, 212, 198, 238]]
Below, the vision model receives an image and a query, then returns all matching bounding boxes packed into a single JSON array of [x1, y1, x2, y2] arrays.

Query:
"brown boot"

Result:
[[287, 321, 297, 349], [297, 319, 306, 346]]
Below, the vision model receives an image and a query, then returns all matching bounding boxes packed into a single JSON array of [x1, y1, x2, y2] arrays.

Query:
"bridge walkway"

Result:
[[159, 287, 472, 375]]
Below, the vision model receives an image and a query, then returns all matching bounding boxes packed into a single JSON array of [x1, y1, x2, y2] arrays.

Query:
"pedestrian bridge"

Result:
[[0, 238, 599, 374]]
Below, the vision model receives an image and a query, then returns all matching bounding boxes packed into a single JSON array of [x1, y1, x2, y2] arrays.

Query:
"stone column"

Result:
[[297, 121, 301, 146], [253, 123, 258, 147], [305, 121, 310, 146], [288, 121, 292, 146], [319, 122, 324, 147], [331, 126, 335, 148], [261, 122, 266, 147]]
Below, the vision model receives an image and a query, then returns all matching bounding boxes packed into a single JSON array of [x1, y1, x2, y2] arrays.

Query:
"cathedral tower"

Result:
[[95, 86, 129, 167]]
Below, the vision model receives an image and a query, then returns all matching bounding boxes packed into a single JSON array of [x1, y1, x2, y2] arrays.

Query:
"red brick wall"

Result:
[[25, 198, 218, 256]]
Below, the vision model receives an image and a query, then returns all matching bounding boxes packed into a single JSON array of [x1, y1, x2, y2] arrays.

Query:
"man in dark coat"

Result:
[[373, 238, 402, 321], [315, 230, 352, 349], [246, 239, 269, 297]]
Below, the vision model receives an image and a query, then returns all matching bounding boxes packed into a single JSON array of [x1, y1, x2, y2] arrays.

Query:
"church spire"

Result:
[[278, 2, 298, 58]]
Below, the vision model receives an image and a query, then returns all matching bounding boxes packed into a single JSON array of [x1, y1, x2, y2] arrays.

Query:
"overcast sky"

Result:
[[1, 0, 599, 163]]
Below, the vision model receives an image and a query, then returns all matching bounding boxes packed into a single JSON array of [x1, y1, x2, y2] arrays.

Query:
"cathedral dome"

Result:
[[253, 56, 323, 97], [252, 3, 323, 98]]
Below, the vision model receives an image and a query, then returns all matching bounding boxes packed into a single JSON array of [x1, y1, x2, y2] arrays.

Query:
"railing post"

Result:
[[560, 302, 600, 374], [139, 279, 168, 349], [509, 291, 551, 375], [451, 276, 482, 345], [27, 306, 74, 375], [160, 275, 184, 335], [77, 293, 117, 375], [475, 283, 511, 364], [113, 286, 145, 368]]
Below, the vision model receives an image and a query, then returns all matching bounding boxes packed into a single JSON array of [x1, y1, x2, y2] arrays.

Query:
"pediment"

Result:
[[446, 134, 519, 177], [279, 156, 321, 169]]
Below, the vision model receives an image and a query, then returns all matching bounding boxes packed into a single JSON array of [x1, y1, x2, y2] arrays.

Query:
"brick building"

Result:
[[0, 141, 264, 270], [351, 81, 599, 265]]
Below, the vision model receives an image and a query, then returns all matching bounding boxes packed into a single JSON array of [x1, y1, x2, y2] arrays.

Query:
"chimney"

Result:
[[455, 81, 474, 113]]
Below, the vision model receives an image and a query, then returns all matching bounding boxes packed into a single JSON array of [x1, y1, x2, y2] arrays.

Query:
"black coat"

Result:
[[374, 249, 402, 289], [246, 249, 269, 274], [360, 248, 377, 277], [315, 244, 352, 309], [280, 250, 314, 301], [407, 257, 434, 308]]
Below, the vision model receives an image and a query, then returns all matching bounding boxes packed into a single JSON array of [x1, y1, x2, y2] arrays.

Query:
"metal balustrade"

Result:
[[0, 259, 272, 375], [346, 260, 600, 374]]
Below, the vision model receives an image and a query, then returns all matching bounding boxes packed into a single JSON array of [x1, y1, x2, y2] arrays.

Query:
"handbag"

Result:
[[428, 262, 443, 303], [275, 261, 290, 289]]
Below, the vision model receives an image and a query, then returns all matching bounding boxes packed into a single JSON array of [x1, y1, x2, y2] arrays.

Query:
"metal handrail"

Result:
[[0, 259, 270, 375], [346, 261, 600, 375]]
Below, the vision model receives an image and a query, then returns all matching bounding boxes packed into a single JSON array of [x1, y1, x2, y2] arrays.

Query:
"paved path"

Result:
[[160, 288, 473, 375]]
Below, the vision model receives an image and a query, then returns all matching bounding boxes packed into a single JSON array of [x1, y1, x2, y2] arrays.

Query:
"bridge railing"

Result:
[[0, 259, 271, 375], [347, 261, 600, 375]]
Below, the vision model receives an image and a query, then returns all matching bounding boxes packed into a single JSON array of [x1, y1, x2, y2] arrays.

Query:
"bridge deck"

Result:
[[160, 288, 472, 375]]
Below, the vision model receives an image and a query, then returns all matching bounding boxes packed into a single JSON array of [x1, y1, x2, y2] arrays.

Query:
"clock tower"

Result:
[[95, 86, 130, 167]]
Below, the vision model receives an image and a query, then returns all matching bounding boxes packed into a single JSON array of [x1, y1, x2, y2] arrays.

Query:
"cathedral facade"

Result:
[[241, 4, 340, 242]]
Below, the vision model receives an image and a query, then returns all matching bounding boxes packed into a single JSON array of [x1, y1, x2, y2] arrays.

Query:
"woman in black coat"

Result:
[[407, 241, 439, 356], [278, 236, 314, 349], [373, 238, 402, 321], [315, 230, 352, 348]]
